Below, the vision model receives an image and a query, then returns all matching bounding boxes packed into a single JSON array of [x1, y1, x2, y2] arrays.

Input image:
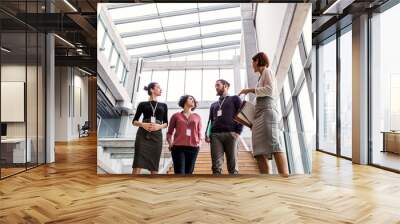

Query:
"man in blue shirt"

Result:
[[205, 79, 243, 174]]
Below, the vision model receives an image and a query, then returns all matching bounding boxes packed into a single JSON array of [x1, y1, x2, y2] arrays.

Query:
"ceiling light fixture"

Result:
[[1, 47, 11, 53], [54, 34, 75, 48], [63, 0, 78, 12], [78, 67, 93, 76]]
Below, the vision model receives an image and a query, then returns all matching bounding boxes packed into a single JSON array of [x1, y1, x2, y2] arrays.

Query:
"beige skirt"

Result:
[[252, 96, 284, 159]]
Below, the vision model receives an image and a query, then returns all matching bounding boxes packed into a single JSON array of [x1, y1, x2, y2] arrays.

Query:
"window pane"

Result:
[[199, 7, 241, 23], [202, 33, 241, 46], [340, 29, 352, 158], [170, 55, 186, 61], [151, 70, 169, 102], [137, 71, 152, 104], [97, 20, 105, 48], [201, 21, 242, 35], [161, 14, 199, 27], [123, 32, 165, 46], [186, 53, 202, 61], [103, 34, 112, 59], [116, 19, 162, 34], [318, 37, 337, 154], [110, 48, 119, 67], [128, 44, 168, 56], [109, 4, 157, 20], [164, 27, 200, 40], [371, 3, 400, 171], [117, 62, 125, 82], [168, 39, 201, 51], [288, 109, 304, 174], [202, 51, 218, 60], [203, 69, 219, 101], [303, 8, 312, 53], [219, 49, 236, 60], [185, 70, 202, 100], [166, 70, 185, 101], [157, 3, 197, 13], [291, 46, 303, 83], [298, 82, 315, 154], [283, 76, 291, 106]]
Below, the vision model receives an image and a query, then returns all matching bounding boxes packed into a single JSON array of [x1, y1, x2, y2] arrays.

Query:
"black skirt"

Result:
[[132, 127, 163, 171]]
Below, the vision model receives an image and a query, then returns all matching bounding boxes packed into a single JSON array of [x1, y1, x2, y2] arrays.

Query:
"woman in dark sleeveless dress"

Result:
[[131, 82, 168, 175]]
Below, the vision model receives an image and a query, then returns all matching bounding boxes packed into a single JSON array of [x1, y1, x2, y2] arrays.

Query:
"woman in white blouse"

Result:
[[239, 52, 289, 177]]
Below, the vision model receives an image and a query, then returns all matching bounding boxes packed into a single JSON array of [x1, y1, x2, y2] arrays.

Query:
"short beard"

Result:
[[216, 90, 224, 96]]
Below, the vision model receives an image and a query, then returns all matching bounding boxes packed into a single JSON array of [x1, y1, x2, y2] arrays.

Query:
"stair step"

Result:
[[104, 147, 134, 153]]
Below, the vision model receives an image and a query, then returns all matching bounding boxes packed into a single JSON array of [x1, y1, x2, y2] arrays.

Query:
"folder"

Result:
[[234, 101, 255, 128]]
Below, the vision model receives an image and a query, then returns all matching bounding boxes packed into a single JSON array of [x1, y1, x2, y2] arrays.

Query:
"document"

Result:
[[234, 101, 255, 128]]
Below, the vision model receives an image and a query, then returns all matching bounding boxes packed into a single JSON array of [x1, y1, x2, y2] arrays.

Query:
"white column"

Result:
[[46, 32, 55, 163], [241, 4, 258, 102], [352, 14, 369, 164], [233, 56, 242, 94]]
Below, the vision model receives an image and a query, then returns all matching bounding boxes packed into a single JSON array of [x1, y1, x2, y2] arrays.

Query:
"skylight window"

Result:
[[109, 4, 157, 20]]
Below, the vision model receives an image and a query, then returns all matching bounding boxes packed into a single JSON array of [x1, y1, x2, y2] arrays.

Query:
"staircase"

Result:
[[166, 140, 260, 174], [97, 138, 172, 174]]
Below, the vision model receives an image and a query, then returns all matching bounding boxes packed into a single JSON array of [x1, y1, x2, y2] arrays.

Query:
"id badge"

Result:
[[186, 129, 191, 136], [150, 116, 156, 123], [217, 110, 222, 117]]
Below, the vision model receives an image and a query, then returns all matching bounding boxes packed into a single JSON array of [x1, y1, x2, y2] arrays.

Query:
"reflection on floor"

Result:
[[1, 136, 400, 223], [0, 162, 41, 179], [0, 167, 25, 178], [373, 151, 400, 171]]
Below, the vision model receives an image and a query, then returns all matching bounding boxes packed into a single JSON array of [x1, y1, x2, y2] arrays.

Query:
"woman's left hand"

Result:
[[238, 88, 252, 95], [149, 123, 163, 131]]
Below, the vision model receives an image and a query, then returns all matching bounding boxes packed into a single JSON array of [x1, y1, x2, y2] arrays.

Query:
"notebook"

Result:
[[234, 101, 255, 128]]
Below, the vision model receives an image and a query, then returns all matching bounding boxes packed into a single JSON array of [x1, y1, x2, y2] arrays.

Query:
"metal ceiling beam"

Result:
[[113, 3, 240, 25], [145, 45, 240, 60], [120, 16, 242, 38], [130, 40, 240, 58], [126, 29, 241, 49]]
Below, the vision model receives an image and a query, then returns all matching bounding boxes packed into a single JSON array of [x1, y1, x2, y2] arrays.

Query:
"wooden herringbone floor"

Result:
[[1, 135, 400, 223]]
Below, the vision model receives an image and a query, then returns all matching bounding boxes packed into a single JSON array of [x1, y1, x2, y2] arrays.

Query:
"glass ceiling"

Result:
[[106, 3, 242, 59]]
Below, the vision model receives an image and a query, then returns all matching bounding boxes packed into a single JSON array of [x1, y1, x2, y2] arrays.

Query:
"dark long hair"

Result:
[[144, 82, 158, 96], [178, 95, 198, 111]]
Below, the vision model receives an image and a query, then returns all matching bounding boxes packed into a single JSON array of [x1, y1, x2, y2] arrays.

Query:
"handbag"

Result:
[[234, 100, 255, 128]]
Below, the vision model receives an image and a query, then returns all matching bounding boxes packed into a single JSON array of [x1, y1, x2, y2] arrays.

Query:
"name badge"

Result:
[[186, 129, 191, 136], [217, 110, 222, 117], [150, 116, 156, 123]]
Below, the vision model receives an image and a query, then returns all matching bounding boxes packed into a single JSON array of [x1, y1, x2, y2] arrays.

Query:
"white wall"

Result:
[[55, 67, 89, 141], [255, 4, 288, 66]]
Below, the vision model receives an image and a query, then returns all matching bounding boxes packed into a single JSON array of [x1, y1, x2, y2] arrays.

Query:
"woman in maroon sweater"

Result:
[[167, 95, 202, 174]]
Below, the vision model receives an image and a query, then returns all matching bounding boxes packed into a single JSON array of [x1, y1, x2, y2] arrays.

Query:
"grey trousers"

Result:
[[210, 132, 239, 174]]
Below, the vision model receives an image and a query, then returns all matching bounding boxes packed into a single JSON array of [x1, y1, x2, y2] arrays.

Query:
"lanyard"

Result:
[[182, 111, 191, 126], [218, 96, 227, 110], [150, 101, 158, 117]]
